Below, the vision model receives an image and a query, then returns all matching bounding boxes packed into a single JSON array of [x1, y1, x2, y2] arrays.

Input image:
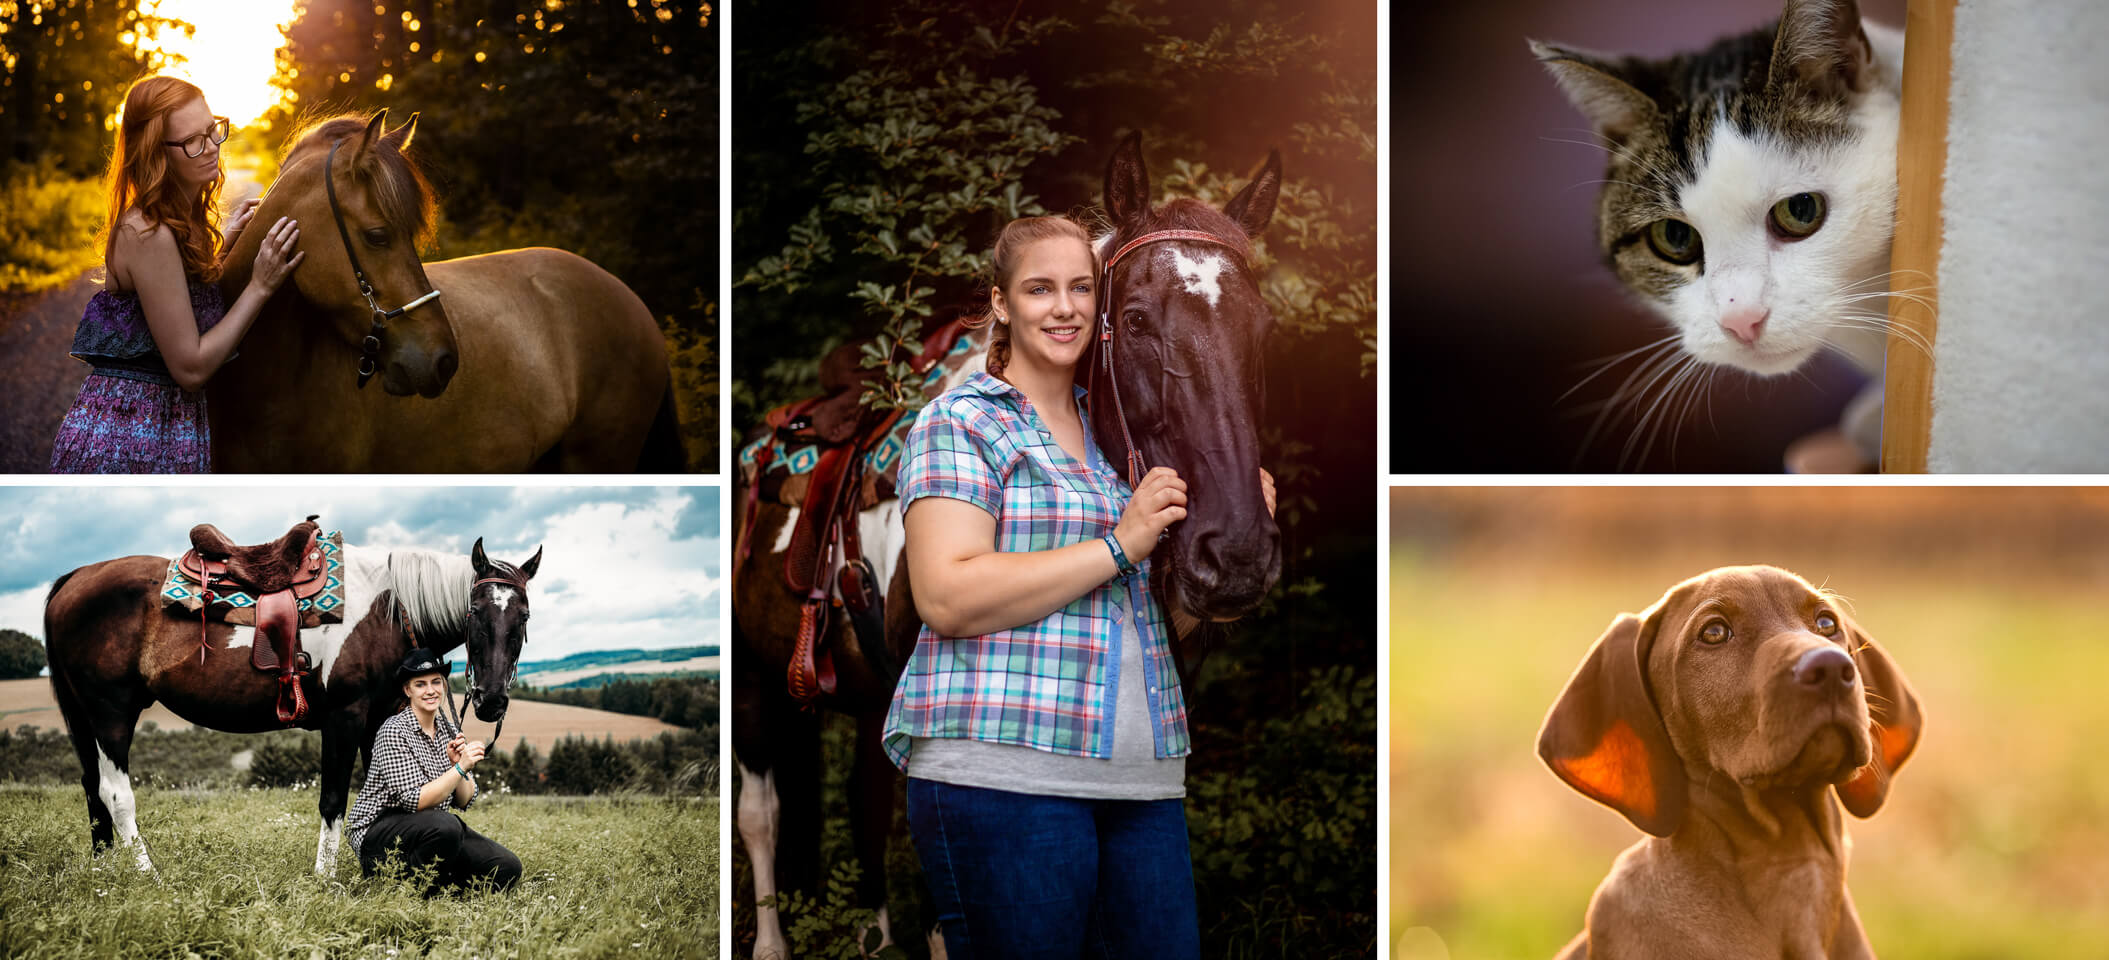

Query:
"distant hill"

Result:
[[516, 645, 719, 675], [539, 671, 715, 691]]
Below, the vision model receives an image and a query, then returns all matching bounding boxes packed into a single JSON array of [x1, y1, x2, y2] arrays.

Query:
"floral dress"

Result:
[[48, 280, 225, 473]]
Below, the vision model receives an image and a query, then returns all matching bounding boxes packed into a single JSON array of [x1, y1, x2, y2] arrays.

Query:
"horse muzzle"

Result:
[[380, 341, 459, 398], [471, 691, 509, 722], [1168, 520, 1282, 621]]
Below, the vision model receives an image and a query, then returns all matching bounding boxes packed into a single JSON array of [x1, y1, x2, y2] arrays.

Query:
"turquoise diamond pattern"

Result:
[[784, 445, 819, 475]]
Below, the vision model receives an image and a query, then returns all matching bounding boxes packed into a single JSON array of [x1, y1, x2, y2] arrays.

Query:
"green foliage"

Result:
[[662, 301, 720, 474], [768, 860, 911, 960], [247, 735, 322, 789], [543, 735, 641, 796], [0, 784, 718, 958], [741, 0, 1082, 412], [0, 0, 174, 174], [0, 162, 102, 294], [0, 628, 45, 679]]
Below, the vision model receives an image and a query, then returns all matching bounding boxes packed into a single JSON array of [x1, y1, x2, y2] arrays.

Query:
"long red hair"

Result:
[[100, 76, 223, 282]]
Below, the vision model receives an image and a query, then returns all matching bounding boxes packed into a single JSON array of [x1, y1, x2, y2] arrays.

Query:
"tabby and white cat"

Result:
[[1533, 0, 1905, 468]]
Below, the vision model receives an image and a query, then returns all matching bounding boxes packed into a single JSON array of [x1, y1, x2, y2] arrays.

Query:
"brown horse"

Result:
[[732, 132, 1285, 957], [43, 531, 540, 875], [212, 110, 680, 472]]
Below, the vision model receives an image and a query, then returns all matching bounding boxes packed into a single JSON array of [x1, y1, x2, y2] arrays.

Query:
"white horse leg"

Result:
[[737, 759, 786, 960], [314, 819, 343, 876], [93, 743, 152, 872]]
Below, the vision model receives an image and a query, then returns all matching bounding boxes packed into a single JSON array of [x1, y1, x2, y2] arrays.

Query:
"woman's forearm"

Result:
[[416, 768, 465, 810], [452, 771, 475, 807], [914, 535, 1123, 637], [164, 283, 269, 391]]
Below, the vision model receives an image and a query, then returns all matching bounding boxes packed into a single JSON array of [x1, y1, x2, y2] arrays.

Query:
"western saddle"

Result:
[[739, 318, 974, 706], [177, 515, 328, 726]]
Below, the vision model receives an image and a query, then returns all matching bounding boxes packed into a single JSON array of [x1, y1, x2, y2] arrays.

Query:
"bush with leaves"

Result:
[[246, 735, 321, 788], [0, 628, 46, 679]]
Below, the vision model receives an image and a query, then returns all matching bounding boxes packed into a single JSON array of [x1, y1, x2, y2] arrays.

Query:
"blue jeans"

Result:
[[905, 779, 1200, 960]]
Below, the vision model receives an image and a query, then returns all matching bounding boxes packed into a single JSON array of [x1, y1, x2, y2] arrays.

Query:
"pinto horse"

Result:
[[43, 532, 540, 875], [732, 132, 1284, 958], [212, 109, 680, 472]]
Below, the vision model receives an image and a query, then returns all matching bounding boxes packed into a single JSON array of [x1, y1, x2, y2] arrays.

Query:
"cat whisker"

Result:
[[1561, 333, 1684, 403]]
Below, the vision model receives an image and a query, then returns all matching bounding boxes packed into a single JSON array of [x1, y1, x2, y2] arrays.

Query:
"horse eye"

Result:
[[1698, 620, 1732, 645], [364, 228, 390, 247], [1814, 612, 1838, 636]]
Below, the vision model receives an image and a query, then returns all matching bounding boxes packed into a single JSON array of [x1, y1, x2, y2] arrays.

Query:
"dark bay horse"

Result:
[[43, 532, 540, 875], [732, 132, 1285, 957], [213, 110, 680, 472]]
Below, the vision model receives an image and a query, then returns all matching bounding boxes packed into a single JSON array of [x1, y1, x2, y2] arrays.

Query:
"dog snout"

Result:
[[1793, 646, 1856, 689]]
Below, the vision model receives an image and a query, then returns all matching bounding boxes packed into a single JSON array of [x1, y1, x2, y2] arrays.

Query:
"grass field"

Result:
[[1390, 488, 2109, 960], [0, 785, 718, 959]]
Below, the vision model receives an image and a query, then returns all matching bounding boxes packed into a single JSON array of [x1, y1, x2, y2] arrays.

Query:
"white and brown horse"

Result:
[[213, 110, 680, 472], [43, 533, 539, 875], [732, 132, 1285, 957]]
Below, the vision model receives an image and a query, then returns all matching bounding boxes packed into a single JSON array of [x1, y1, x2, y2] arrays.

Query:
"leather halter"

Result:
[[324, 140, 442, 389], [453, 575, 525, 752], [1093, 228, 1248, 486]]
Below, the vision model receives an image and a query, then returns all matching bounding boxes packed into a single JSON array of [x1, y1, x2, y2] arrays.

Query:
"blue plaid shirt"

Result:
[[882, 371, 1191, 768]]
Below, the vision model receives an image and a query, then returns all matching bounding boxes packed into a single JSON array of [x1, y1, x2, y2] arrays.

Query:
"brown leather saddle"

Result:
[[739, 319, 971, 706], [178, 515, 327, 726]]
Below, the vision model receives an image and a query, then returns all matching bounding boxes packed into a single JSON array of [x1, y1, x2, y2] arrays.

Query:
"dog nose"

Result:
[[1793, 647, 1856, 688]]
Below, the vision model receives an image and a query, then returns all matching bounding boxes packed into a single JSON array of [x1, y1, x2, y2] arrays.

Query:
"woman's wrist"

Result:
[[1102, 532, 1139, 582], [454, 762, 468, 778]]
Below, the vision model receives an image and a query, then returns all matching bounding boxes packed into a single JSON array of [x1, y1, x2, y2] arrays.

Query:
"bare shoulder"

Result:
[[109, 211, 185, 293]]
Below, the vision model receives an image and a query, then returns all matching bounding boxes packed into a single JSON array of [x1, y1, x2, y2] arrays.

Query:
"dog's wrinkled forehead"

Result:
[[1656, 565, 1831, 632]]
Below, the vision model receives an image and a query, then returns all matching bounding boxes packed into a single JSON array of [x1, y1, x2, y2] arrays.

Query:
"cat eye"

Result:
[[1769, 192, 1827, 239], [1647, 219, 1702, 265], [1698, 620, 1732, 645]]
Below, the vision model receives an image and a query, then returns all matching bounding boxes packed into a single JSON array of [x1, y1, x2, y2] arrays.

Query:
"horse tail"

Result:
[[636, 378, 687, 472]]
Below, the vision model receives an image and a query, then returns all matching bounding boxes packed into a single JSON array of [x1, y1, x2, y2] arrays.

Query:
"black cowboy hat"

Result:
[[394, 648, 452, 684]]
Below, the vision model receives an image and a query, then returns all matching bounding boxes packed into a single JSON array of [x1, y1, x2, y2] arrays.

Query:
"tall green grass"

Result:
[[1390, 556, 2109, 960], [0, 785, 718, 959], [0, 163, 103, 295]]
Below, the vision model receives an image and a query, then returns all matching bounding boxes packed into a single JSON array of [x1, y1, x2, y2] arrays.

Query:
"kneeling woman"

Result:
[[345, 649, 521, 894]]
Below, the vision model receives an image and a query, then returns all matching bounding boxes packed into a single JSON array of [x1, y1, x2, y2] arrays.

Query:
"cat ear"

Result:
[[1528, 39, 1659, 142], [1769, 0, 1875, 96]]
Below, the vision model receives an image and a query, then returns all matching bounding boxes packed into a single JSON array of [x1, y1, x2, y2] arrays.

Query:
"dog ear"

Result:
[[1538, 610, 1686, 837], [1835, 614, 1922, 817]]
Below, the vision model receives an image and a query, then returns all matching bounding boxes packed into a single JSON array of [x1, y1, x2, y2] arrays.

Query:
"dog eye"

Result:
[[1815, 613, 1838, 636], [1698, 621, 1731, 645]]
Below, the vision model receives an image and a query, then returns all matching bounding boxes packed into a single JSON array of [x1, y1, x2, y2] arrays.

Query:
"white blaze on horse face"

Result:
[[1165, 247, 1226, 308], [94, 743, 153, 872], [737, 759, 787, 960], [315, 819, 342, 876], [487, 585, 514, 612]]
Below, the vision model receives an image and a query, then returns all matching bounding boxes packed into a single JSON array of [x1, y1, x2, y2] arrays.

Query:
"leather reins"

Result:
[[1092, 228, 1248, 486], [324, 140, 442, 389]]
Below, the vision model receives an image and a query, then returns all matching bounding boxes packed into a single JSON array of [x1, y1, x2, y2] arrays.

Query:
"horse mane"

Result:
[[280, 113, 439, 248], [385, 548, 475, 649], [1100, 197, 1255, 266]]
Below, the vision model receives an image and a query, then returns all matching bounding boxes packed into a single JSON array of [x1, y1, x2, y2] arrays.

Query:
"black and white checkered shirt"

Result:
[[345, 706, 475, 852]]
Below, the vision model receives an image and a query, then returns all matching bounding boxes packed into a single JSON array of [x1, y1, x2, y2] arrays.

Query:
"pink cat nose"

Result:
[[1720, 306, 1769, 346]]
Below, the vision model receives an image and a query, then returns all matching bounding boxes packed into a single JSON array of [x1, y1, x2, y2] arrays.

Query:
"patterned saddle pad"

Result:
[[160, 530, 347, 628], [737, 325, 984, 506]]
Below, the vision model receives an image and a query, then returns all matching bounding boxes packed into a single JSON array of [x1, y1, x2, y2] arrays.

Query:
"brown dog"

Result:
[[1539, 566, 1922, 959]]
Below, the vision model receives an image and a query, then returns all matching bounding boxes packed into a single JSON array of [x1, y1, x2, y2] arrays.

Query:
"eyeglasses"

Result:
[[164, 117, 230, 158]]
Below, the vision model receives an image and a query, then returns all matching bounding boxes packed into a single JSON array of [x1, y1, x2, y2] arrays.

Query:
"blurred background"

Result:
[[1390, 0, 1907, 472], [732, 1, 1376, 956], [0, 0, 718, 470], [1390, 486, 2109, 958]]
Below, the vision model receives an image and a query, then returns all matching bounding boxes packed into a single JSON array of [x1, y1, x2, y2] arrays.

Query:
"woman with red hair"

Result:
[[49, 76, 304, 473]]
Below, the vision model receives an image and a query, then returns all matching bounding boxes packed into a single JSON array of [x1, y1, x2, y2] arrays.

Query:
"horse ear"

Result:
[[1223, 148, 1282, 238], [1104, 130, 1150, 226], [389, 111, 419, 152], [518, 546, 542, 581], [470, 537, 489, 574], [359, 108, 389, 157]]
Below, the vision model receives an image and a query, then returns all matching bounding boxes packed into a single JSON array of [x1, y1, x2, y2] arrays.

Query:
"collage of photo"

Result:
[[1, 0, 2104, 958]]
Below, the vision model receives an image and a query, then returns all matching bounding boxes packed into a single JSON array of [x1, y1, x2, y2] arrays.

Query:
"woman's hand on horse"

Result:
[[1260, 468, 1277, 519], [224, 198, 260, 245], [250, 216, 306, 294], [1115, 466, 1187, 563]]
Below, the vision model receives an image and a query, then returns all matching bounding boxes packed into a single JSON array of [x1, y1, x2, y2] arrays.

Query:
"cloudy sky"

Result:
[[0, 484, 719, 663]]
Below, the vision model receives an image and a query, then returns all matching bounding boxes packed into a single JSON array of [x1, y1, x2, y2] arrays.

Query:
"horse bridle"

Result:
[[1092, 228, 1249, 486], [324, 140, 442, 389], [393, 574, 522, 755]]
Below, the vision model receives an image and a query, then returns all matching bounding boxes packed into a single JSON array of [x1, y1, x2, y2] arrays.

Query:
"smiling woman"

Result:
[[134, 0, 299, 127]]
